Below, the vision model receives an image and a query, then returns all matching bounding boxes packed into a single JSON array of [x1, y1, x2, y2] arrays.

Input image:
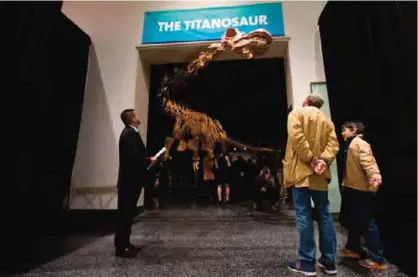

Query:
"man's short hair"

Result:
[[120, 109, 134, 126], [307, 93, 324, 109]]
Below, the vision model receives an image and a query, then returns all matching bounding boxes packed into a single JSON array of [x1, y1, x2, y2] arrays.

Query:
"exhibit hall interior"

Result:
[[1, 1, 416, 276]]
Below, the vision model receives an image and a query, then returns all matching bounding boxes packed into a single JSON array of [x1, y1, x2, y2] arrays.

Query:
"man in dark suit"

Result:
[[114, 109, 156, 258]]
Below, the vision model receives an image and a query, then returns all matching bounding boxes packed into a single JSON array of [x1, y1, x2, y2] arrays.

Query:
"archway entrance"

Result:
[[136, 37, 292, 209]]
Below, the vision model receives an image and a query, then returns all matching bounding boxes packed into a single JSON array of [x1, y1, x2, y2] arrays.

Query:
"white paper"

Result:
[[147, 147, 167, 170], [153, 147, 166, 159]]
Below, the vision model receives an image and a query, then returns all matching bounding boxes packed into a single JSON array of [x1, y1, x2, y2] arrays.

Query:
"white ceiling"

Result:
[[137, 37, 290, 65]]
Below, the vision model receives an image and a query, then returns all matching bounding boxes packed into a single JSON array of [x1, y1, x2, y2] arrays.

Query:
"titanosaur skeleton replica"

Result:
[[158, 28, 278, 167]]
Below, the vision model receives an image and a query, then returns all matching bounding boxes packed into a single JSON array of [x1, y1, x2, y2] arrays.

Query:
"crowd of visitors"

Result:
[[147, 149, 293, 212]]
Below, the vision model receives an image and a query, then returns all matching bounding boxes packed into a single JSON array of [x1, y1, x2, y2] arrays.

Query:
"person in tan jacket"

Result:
[[339, 121, 388, 270], [285, 93, 339, 276]]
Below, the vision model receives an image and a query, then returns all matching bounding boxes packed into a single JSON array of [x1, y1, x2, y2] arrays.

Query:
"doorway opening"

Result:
[[146, 58, 288, 209], [136, 38, 292, 210]]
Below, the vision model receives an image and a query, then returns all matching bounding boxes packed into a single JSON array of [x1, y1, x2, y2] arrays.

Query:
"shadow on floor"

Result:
[[1, 210, 118, 276]]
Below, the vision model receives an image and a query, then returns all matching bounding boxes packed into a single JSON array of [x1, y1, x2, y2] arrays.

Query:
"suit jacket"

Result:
[[117, 126, 149, 188], [343, 136, 380, 192], [283, 106, 339, 189]]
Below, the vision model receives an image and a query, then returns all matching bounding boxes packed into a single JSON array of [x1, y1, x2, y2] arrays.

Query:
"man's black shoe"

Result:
[[115, 246, 138, 258], [129, 243, 144, 251]]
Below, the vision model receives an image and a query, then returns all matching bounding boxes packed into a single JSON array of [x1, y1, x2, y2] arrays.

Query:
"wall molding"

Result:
[[69, 186, 144, 210]]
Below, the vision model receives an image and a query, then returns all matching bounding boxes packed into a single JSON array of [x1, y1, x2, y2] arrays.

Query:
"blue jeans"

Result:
[[292, 186, 337, 265], [346, 218, 385, 264]]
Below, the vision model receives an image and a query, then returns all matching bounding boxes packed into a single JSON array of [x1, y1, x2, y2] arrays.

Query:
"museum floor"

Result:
[[11, 205, 411, 277]]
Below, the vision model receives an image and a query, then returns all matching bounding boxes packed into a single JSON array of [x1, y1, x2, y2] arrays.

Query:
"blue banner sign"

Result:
[[142, 2, 285, 44]]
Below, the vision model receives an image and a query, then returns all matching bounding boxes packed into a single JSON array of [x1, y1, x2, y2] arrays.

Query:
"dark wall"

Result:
[[319, 1, 416, 275], [0, 2, 91, 271]]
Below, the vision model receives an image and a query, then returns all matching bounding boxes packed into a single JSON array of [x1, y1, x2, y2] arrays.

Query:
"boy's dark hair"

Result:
[[354, 122, 365, 135], [120, 109, 134, 126], [341, 121, 357, 132], [341, 121, 366, 135]]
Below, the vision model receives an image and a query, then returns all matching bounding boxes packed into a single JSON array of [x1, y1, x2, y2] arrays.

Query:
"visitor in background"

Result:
[[148, 161, 167, 212], [246, 157, 260, 199], [232, 156, 247, 200], [280, 159, 294, 208], [170, 140, 193, 189], [270, 153, 283, 210], [158, 161, 169, 208], [201, 152, 217, 205], [151, 174, 161, 211], [339, 121, 388, 270], [284, 93, 339, 276], [252, 167, 279, 212], [216, 148, 232, 205]]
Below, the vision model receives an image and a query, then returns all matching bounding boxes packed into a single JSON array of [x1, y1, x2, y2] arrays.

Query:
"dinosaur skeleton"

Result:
[[158, 28, 277, 160]]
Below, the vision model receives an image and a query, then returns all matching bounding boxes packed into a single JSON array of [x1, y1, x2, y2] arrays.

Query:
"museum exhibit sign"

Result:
[[142, 2, 285, 44]]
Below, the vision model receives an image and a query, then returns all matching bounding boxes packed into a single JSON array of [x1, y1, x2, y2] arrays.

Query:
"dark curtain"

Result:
[[319, 1, 416, 275], [0, 2, 91, 271]]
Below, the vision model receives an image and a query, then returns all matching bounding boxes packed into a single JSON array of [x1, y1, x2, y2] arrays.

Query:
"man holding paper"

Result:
[[114, 109, 157, 258]]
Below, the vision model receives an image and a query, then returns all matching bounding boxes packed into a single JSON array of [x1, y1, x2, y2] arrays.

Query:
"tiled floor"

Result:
[[15, 206, 411, 277]]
